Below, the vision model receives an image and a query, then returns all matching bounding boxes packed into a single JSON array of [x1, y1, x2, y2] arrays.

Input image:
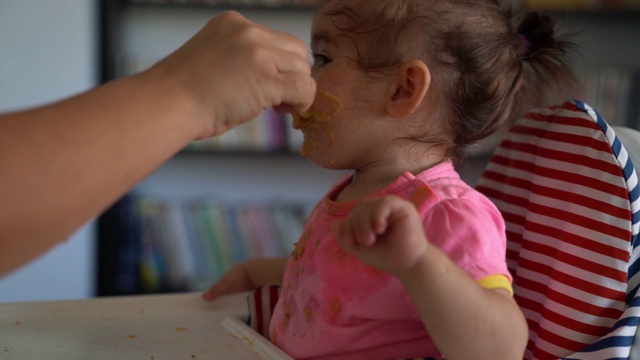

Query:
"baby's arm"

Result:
[[202, 257, 288, 301], [334, 196, 527, 360]]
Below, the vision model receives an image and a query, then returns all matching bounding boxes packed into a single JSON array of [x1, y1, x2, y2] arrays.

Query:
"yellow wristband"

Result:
[[477, 275, 513, 296]]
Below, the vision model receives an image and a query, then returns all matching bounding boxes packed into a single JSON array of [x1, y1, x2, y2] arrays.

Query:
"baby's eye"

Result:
[[312, 53, 332, 68]]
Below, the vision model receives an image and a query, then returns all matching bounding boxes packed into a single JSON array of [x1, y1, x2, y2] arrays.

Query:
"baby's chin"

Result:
[[317, 159, 342, 169], [300, 146, 343, 170]]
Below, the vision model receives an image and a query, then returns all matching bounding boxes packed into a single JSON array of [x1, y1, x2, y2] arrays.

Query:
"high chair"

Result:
[[475, 100, 640, 359]]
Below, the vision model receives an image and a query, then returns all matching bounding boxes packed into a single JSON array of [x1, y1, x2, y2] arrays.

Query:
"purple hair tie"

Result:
[[518, 33, 530, 52]]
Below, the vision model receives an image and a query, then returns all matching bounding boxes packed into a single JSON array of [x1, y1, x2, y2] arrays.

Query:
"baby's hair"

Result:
[[320, 0, 578, 158]]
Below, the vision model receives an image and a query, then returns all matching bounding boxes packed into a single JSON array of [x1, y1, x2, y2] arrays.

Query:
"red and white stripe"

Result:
[[476, 101, 633, 360], [248, 286, 281, 339]]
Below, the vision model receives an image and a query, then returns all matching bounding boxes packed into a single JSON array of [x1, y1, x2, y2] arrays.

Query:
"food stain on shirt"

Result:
[[329, 299, 342, 318], [291, 242, 305, 261], [277, 300, 293, 331], [409, 185, 435, 208], [270, 329, 279, 346], [305, 308, 314, 321], [291, 227, 312, 260]]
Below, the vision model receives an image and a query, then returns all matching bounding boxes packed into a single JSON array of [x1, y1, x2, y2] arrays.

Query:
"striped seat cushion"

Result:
[[476, 100, 640, 359]]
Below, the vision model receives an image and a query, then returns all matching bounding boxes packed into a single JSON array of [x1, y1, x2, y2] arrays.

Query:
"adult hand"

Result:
[[148, 11, 317, 140]]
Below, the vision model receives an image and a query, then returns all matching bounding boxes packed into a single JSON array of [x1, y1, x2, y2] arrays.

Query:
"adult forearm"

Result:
[[0, 72, 199, 276], [0, 10, 315, 278]]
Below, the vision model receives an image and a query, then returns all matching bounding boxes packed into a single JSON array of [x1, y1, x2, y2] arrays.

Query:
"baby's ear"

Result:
[[386, 60, 430, 118]]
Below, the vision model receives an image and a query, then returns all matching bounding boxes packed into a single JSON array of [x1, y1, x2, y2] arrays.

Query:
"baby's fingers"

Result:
[[202, 278, 234, 302], [351, 211, 382, 247], [202, 282, 228, 302], [336, 204, 384, 248], [202, 266, 250, 301], [332, 220, 355, 249]]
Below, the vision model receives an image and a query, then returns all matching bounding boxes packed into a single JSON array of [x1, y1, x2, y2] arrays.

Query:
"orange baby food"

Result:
[[292, 91, 344, 156]]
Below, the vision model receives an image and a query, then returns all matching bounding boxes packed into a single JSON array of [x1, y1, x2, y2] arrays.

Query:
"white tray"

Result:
[[0, 292, 287, 360]]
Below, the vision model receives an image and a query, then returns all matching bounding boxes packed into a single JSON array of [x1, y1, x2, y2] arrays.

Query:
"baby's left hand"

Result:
[[333, 195, 429, 277]]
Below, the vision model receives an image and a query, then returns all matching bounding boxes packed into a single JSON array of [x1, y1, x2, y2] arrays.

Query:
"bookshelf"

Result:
[[96, 0, 640, 296], [99, 194, 309, 294]]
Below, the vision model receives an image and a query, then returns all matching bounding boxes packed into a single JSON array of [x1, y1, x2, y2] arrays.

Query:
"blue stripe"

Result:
[[632, 207, 640, 226], [630, 183, 640, 204], [628, 293, 640, 307], [575, 334, 634, 352], [574, 99, 609, 133], [573, 101, 640, 303], [613, 137, 623, 155], [630, 259, 640, 280], [628, 283, 640, 305], [611, 315, 640, 331], [622, 158, 636, 184]]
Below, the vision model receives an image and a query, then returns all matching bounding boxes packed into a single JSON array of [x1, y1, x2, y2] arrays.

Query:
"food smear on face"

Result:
[[292, 91, 344, 157]]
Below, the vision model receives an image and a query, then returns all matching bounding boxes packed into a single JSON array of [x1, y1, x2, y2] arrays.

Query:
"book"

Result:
[[110, 196, 315, 293]]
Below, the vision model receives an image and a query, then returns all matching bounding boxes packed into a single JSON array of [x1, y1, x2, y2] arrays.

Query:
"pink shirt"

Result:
[[269, 160, 511, 359]]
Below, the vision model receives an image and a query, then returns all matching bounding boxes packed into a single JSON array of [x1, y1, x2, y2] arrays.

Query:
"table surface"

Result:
[[0, 292, 287, 360]]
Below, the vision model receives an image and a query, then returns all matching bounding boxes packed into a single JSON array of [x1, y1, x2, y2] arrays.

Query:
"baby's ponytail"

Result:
[[515, 11, 578, 108], [517, 12, 559, 60], [440, 4, 579, 158]]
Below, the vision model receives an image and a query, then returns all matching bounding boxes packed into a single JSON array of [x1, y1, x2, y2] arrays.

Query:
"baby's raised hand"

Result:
[[333, 195, 429, 277]]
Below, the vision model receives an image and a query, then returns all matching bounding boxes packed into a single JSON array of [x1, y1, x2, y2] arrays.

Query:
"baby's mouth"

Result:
[[292, 90, 344, 157], [292, 91, 343, 130]]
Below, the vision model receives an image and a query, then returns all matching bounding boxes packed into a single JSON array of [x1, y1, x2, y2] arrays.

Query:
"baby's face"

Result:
[[296, 1, 393, 170]]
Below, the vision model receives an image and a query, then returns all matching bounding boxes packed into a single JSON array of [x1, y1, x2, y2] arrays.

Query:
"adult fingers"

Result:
[[268, 30, 310, 61], [273, 49, 311, 76], [276, 73, 317, 113]]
